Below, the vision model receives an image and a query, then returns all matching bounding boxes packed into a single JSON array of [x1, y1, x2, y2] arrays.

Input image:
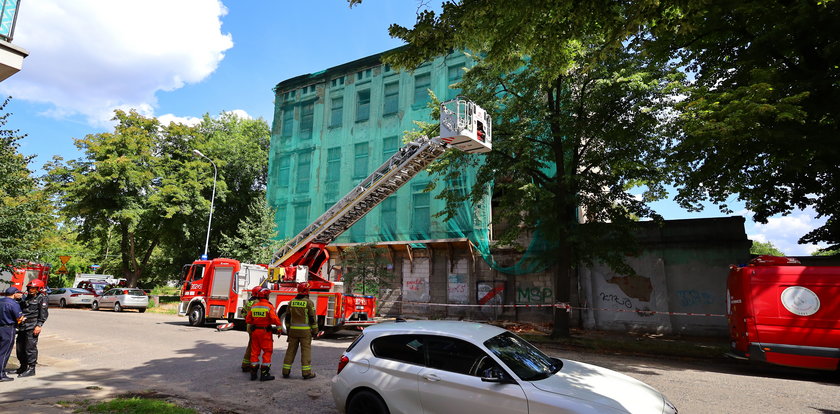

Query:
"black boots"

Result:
[[259, 366, 275, 381], [249, 365, 258, 381], [302, 372, 316, 380], [241, 364, 251, 373], [18, 366, 36, 377]]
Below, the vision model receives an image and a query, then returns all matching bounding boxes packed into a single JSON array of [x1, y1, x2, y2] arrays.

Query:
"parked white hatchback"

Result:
[[92, 288, 149, 313], [331, 320, 677, 414]]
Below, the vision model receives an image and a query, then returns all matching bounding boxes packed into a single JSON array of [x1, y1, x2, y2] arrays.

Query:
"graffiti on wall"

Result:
[[448, 273, 468, 304], [599, 292, 634, 309], [477, 281, 505, 305], [517, 286, 553, 303]]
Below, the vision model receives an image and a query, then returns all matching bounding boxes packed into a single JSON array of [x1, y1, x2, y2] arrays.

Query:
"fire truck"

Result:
[[727, 255, 840, 371], [178, 98, 492, 333], [0, 262, 51, 292]]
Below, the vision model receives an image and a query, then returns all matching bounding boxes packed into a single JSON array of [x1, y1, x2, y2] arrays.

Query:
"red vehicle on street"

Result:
[[727, 255, 840, 370], [0, 262, 51, 292]]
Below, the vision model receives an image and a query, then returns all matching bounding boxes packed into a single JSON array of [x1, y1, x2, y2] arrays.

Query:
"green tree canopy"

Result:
[[750, 240, 785, 257], [659, 0, 840, 250], [217, 196, 282, 264], [0, 97, 52, 273], [351, 0, 684, 336]]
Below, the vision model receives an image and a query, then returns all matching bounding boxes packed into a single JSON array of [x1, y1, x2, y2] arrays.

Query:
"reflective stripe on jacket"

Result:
[[288, 295, 316, 333]]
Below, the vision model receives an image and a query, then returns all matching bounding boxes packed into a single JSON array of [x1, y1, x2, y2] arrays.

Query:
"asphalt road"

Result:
[[1, 308, 838, 413]]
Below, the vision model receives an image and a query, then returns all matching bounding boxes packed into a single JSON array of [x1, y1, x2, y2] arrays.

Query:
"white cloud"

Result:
[[1, 0, 233, 127], [745, 207, 828, 256], [157, 109, 251, 127]]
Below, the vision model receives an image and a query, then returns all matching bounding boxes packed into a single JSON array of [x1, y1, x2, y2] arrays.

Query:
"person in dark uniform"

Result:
[[15, 279, 49, 377], [1, 287, 24, 382]]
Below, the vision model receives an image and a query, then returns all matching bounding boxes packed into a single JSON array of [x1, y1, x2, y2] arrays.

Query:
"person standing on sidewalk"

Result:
[[1, 287, 24, 382], [245, 287, 282, 381], [15, 279, 49, 377], [240, 286, 260, 372], [281, 282, 318, 380]]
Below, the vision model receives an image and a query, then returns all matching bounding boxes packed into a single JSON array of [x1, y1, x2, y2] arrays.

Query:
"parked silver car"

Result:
[[92, 288, 149, 313], [47, 288, 96, 308]]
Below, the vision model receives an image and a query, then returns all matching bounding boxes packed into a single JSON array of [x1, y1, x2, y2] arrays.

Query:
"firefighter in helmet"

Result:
[[14, 279, 49, 377], [240, 286, 261, 372], [281, 282, 318, 379], [245, 287, 282, 381]]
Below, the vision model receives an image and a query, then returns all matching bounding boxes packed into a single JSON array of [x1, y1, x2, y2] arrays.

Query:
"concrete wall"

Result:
[[332, 216, 750, 337]]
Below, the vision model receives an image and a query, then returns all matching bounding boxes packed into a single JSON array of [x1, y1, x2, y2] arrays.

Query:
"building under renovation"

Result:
[[267, 48, 751, 336]]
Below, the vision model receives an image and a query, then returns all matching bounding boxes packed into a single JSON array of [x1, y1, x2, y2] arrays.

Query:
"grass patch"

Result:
[[84, 397, 196, 414], [149, 286, 181, 296]]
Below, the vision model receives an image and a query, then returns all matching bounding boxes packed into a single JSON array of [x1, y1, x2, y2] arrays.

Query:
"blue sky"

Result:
[[2, 0, 826, 256]]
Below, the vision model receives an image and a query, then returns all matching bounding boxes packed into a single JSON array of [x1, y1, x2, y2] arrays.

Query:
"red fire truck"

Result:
[[179, 99, 493, 333], [727, 255, 840, 371], [0, 262, 51, 292]]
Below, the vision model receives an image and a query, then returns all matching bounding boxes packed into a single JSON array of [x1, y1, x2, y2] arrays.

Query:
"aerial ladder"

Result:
[[266, 98, 493, 290]]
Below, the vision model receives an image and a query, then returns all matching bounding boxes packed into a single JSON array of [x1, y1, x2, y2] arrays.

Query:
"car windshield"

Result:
[[483, 331, 561, 381], [68, 288, 91, 294]]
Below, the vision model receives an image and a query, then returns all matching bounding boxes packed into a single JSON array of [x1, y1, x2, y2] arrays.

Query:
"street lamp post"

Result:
[[193, 149, 217, 260]]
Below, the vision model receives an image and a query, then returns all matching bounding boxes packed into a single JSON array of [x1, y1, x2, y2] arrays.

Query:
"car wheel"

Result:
[[138, 308, 146, 313], [92, 301, 99, 311], [59, 299, 66, 308], [347, 390, 390, 414], [114, 302, 123, 312], [188, 305, 205, 326]]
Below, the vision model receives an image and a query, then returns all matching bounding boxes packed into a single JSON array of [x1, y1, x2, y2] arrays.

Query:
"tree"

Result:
[[45, 110, 212, 287], [340, 244, 395, 297], [0, 97, 52, 275], [218, 197, 283, 264], [350, 0, 683, 336], [750, 240, 785, 257], [660, 0, 840, 250]]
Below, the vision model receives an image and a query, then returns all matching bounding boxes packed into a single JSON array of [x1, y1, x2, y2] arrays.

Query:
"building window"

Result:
[[354, 143, 369, 179], [330, 96, 343, 127], [325, 146, 341, 197], [350, 216, 366, 242], [300, 102, 314, 139], [277, 155, 291, 189], [414, 73, 431, 106], [381, 196, 397, 237], [276, 206, 287, 237], [296, 151, 312, 193], [331, 76, 345, 88], [411, 182, 431, 238], [383, 81, 399, 116], [382, 136, 399, 161], [293, 202, 310, 234], [447, 65, 464, 100], [356, 89, 371, 122], [356, 68, 372, 81], [301, 84, 317, 95], [281, 107, 294, 137], [283, 90, 296, 101]]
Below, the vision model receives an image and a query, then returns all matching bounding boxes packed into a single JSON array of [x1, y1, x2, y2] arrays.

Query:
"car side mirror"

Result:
[[481, 367, 515, 384]]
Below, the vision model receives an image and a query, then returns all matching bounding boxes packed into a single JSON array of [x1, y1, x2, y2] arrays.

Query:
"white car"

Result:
[[331, 320, 678, 414], [47, 287, 96, 308], [92, 288, 149, 312]]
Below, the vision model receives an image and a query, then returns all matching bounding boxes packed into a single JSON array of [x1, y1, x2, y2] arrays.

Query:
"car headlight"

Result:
[[663, 397, 678, 414]]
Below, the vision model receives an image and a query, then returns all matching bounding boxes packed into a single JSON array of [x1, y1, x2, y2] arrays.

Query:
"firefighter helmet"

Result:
[[251, 286, 263, 297], [27, 279, 45, 289], [255, 287, 270, 299], [297, 282, 310, 294]]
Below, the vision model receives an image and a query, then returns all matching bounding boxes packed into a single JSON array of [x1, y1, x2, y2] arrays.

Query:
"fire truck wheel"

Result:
[[188, 304, 206, 326], [59, 299, 66, 308], [114, 302, 123, 312], [278, 307, 289, 335], [347, 390, 389, 414], [138, 308, 146, 313], [92, 301, 100, 311]]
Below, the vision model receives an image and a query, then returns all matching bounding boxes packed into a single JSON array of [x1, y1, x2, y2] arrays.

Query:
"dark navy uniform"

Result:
[[16, 292, 48, 375], [1, 293, 23, 381]]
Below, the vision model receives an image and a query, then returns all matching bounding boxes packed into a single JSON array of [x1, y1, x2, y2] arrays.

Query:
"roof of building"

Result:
[[273, 46, 409, 93]]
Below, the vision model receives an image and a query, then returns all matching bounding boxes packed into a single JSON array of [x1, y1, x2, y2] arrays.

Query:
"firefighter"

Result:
[[1, 287, 24, 382], [281, 282, 318, 379], [245, 287, 282, 381], [15, 279, 49, 377], [240, 286, 261, 372]]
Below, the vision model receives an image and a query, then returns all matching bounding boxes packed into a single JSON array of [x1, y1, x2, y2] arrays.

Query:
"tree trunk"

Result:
[[550, 244, 573, 338]]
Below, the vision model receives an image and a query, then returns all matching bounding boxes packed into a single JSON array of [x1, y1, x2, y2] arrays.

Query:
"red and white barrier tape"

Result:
[[381, 300, 725, 317]]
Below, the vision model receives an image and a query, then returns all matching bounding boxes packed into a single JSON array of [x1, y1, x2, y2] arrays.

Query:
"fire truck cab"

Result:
[[727, 255, 840, 371], [0, 262, 51, 292]]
